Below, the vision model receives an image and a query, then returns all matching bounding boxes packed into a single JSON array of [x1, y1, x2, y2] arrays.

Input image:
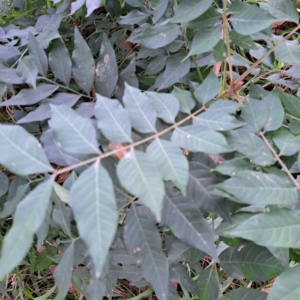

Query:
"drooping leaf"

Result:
[[194, 71, 221, 105], [0, 124, 53, 175], [49, 105, 100, 155], [196, 267, 219, 300], [105, 0, 121, 17], [169, 264, 197, 294], [187, 7, 221, 30], [162, 195, 217, 258], [229, 30, 257, 50], [49, 38, 72, 86], [0, 84, 58, 106], [214, 170, 297, 205], [147, 139, 189, 194], [171, 125, 233, 154], [219, 243, 284, 281], [158, 52, 190, 90], [267, 264, 300, 300], [225, 129, 276, 166], [95, 32, 118, 98], [223, 209, 300, 248], [72, 27, 95, 94], [272, 128, 300, 156], [0, 179, 53, 279], [28, 32, 48, 76], [70, 161, 118, 277], [169, 0, 213, 23], [145, 55, 167, 75], [117, 149, 164, 221], [279, 91, 300, 117], [260, 0, 298, 23], [16, 56, 38, 88], [262, 91, 284, 132], [230, 4, 275, 35], [54, 242, 74, 300], [87, 278, 106, 300], [240, 97, 269, 132], [123, 83, 157, 133], [145, 92, 179, 124], [172, 87, 195, 114], [94, 94, 132, 143], [128, 24, 181, 49], [168, 239, 205, 266], [187, 26, 222, 58], [221, 288, 267, 300], [124, 204, 168, 300]]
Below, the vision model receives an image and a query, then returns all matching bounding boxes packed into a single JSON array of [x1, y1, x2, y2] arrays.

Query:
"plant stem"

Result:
[[259, 131, 299, 188], [222, 0, 233, 85], [40, 77, 93, 99], [191, 56, 203, 82], [54, 106, 206, 176]]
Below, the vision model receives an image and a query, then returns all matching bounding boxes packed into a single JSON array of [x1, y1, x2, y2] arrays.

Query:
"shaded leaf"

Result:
[[54, 243, 74, 300], [162, 194, 217, 258], [221, 288, 267, 300], [28, 32, 48, 76], [219, 243, 284, 281], [72, 27, 95, 94], [159, 52, 190, 90], [187, 26, 222, 58], [49, 38, 72, 86], [124, 204, 168, 300], [145, 55, 167, 75], [196, 267, 219, 300], [16, 56, 38, 88], [70, 161, 118, 277], [95, 32, 118, 98], [0, 84, 58, 106], [0, 179, 53, 279]]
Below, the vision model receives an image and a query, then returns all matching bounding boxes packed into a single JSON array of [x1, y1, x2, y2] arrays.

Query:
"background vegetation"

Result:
[[1, 0, 300, 299]]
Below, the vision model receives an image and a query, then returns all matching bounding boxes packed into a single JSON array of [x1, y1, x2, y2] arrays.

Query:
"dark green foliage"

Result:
[[0, 0, 300, 298]]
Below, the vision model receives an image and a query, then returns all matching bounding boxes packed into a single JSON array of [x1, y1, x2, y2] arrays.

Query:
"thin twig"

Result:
[[54, 106, 206, 176], [259, 131, 299, 188], [222, 0, 233, 85]]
